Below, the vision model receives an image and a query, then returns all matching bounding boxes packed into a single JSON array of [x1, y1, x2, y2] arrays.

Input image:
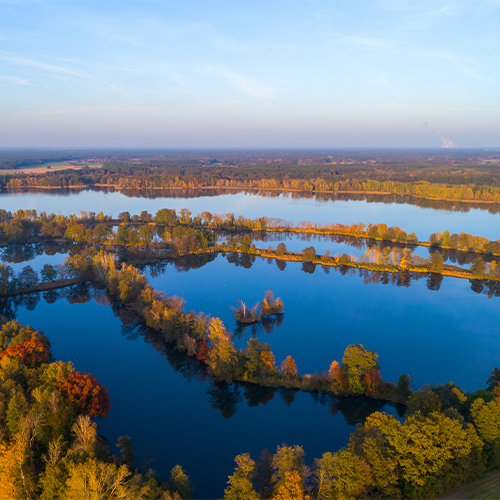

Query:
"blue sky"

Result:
[[0, 0, 499, 148]]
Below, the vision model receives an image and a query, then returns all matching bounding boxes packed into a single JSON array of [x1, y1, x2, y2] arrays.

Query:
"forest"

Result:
[[2, 148, 500, 204]]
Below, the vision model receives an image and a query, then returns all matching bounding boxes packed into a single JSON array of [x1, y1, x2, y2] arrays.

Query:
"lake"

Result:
[[1, 187, 499, 498]]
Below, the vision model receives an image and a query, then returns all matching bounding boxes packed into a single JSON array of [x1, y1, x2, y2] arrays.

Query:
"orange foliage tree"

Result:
[[280, 355, 298, 377], [0, 338, 51, 366], [197, 338, 209, 361], [328, 360, 348, 391], [364, 368, 382, 396], [261, 350, 277, 375], [56, 371, 111, 418]]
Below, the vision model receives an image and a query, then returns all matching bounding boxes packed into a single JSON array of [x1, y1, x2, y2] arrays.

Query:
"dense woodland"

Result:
[[2, 149, 500, 203]]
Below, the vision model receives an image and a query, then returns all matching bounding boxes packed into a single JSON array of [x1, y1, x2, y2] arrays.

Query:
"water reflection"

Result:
[[86, 187, 500, 214], [0, 241, 77, 264], [0, 280, 401, 426]]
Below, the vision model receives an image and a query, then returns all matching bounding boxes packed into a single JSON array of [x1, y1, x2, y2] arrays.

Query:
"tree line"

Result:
[[2, 207, 500, 261], [4, 167, 500, 204]]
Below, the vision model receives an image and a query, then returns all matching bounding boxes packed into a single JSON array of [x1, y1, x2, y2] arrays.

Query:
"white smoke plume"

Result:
[[424, 122, 456, 148]]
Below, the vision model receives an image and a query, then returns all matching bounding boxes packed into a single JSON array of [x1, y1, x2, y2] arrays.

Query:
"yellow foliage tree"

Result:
[[271, 471, 307, 500]]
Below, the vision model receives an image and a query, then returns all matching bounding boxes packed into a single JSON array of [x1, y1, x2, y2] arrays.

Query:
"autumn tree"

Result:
[[341, 344, 380, 395], [364, 368, 381, 397], [314, 450, 371, 500], [167, 465, 194, 499], [244, 338, 273, 379], [56, 369, 111, 418], [302, 246, 316, 260], [271, 445, 308, 496], [1, 338, 52, 366], [224, 453, 260, 500], [63, 458, 131, 499], [328, 360, 348, 392], [348, 411, 401, 498], [276, 242, 287, 255], [280, 355, 298, 377], [116, 263, 147, 303], [471, 398, 500, 444], [272, 471, 305, 500], [206, 318, 239, 382], [261, 350, 277, 375]]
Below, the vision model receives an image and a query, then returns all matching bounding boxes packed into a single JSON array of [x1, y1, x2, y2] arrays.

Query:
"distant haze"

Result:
[[0, 0, 499, 148]]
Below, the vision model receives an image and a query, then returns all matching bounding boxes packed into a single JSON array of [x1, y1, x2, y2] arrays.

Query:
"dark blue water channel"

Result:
[[144, 254, 500, 393], [8, 288, 399, 499]]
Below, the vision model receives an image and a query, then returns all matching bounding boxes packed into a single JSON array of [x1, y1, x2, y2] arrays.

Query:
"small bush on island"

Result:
[[232, 290, 284, 324]]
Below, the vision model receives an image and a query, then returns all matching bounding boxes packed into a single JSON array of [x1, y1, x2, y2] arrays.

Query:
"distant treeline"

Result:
[[2, 149, 500, 203]]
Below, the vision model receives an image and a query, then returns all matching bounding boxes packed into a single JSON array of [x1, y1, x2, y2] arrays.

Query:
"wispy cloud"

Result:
[[372, 75, 388, 86], [326, 32, 400, 53], [371, 74, 402, 94], [0, 75, 29, 85], [0, 50, 133, 97], [382, 103, 493, 111], [204, 66, 276, 101]]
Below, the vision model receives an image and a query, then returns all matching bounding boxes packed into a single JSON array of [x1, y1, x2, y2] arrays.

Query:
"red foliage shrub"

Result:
[[364, 368, 382, 397], [56, 371, 111, 418], [197, 338, 209, 361]]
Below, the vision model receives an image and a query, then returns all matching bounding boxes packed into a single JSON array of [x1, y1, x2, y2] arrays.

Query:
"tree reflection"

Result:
[[207, 382, 241, 419], [42, 289, 60, 304], [427, 273, 444, 291], [234, 314, 284, 338], [279, 387, 299, 407], [243, 383, 275, 407], [302, 262, 316, 274], [327, 395, 388, 426], [275, 260, 287, 271]]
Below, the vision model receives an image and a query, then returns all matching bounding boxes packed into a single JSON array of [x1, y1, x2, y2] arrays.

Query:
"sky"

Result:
[[0, 0, 499, 148]]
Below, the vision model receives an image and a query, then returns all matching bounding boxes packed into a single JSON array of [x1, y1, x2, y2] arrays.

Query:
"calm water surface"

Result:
[[1, 188, 499, 240], [11, 294, 398, 499], [145, 254, 500, 392], [1, 189, 499, 498]]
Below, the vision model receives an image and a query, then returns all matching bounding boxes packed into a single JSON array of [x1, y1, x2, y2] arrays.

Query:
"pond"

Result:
[[7, 287, 399, 499]]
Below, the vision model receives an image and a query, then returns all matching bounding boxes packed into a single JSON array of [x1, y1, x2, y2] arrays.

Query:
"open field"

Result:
[[441, 471, 500, 499], [0, 161, 103, 175]]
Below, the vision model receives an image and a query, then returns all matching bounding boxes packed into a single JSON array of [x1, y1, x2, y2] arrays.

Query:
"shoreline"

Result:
[[3, 182, 500, 206]]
